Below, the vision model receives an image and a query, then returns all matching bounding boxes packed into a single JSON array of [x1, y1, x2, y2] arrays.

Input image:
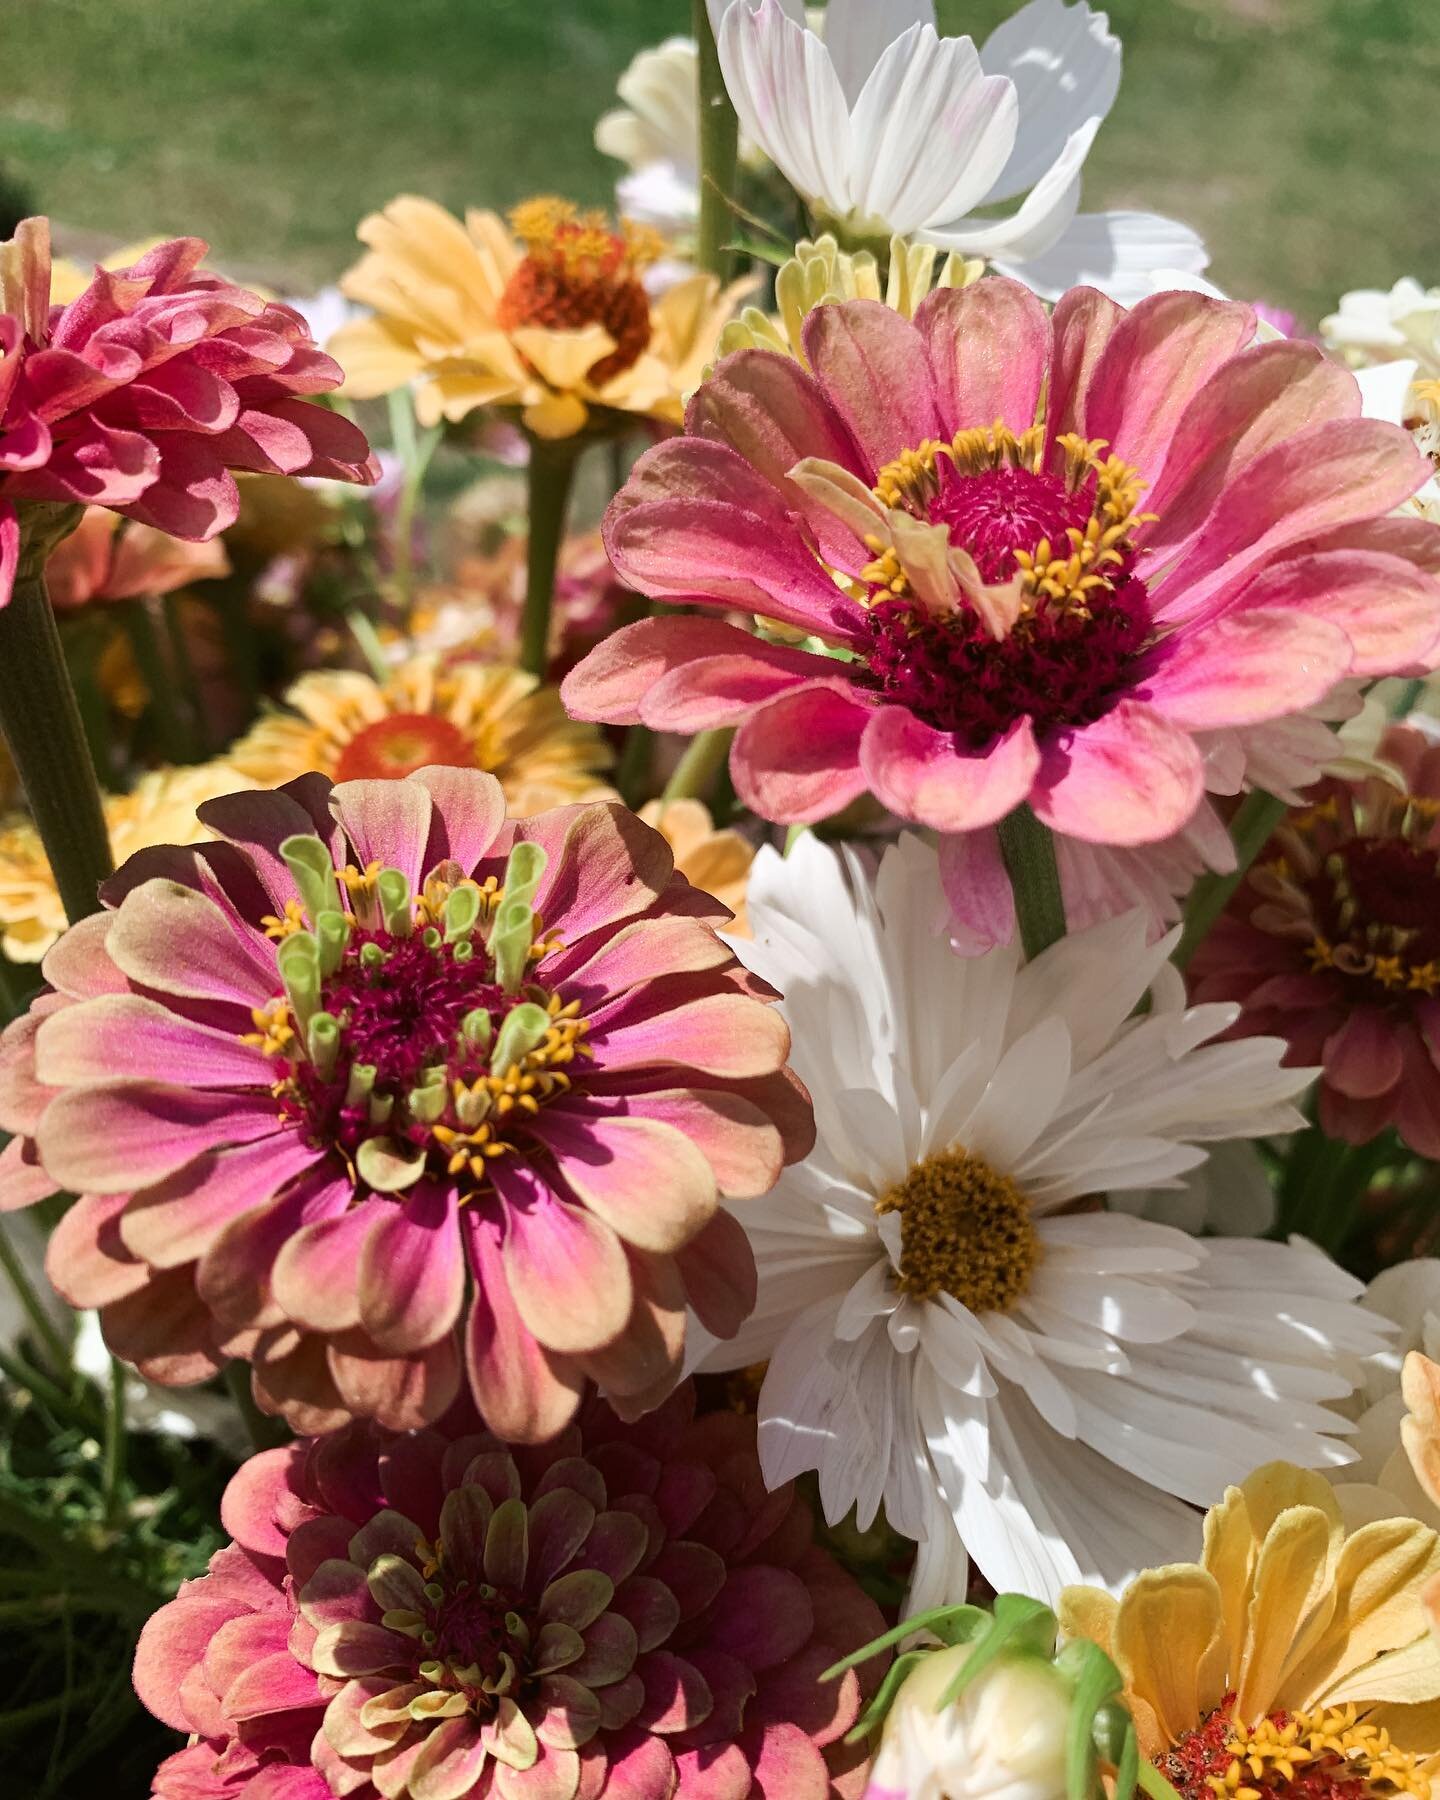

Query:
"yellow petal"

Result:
[[1058, 1585, 1119, 1660], [1113, 1566, 1226, 1746], [1290, 1517, 1440, 1706], [1403, 1354, 1440, 1510], [1324, 1631, 1440, 1707], [1365, 1694, 1440, 1756], [509, 323, 614, 392], [522, 391, 590, 440], [1235, 1505, 1339, 1720], [1205, 1485, 1261, 1672], [328, 317, 428, 399]]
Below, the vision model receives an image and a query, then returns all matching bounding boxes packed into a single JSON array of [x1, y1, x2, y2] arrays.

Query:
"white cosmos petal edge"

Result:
[[702, 834, 1394, 1607]]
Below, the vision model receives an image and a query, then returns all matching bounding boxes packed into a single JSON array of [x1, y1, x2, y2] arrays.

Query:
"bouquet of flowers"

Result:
[[4, 5, 1440, 1798]]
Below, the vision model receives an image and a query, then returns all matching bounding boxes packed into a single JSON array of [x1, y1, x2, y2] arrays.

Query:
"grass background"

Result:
[[0, 0, 1437, 325]]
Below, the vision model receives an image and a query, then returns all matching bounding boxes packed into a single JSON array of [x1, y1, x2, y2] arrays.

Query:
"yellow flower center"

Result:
[[1209, 1704, 1429, 1800], [875, 1147, 1039, 1310]]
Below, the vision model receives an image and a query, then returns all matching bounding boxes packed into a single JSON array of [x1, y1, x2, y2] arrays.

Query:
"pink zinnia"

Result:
[[0, 769, 807, 1436], [133, 1384, 886, 1799], [563, 283, 1440, 849], [1191, 725, 1440, 1157], [0, 217, 375, 603]]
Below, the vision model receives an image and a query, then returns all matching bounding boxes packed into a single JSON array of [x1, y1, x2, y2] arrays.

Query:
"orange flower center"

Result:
[[496, 196, 659, 386], [1165, 1697, 1428, 1800], [334, 712, 474, 781]]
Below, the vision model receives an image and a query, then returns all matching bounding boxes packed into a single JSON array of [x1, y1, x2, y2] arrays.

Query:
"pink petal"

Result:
[[120, 1130, 322, 1268], [326, 1329, 462, 1431], [38, 1083, 283, 1194], [556, 918, 732, 998], [731, 682, 872, 824], [1144, 609, 1353, 730], [604, 438, 851, 634], [588, 1730, 675, 1800], [937, 829, 1016, 955], [800, 301, 939, 470], [672, 1743, 752, 1799], [45, 1191, 146, 1307], [750, 1643, 859, 1747], [220, 1443, 303, 1560], [410, 765, 507, 874], [604, 1089, 784, 1199], [0, 501, 16, 608], [41, 910, 128, 999], [589, 993, 789, 1081], [1046, 285, 1123, 447], [1323, 1009, 1405, 1101], [705, 1566, 813, 1671], [1082, 289, 1256, 481], [133, 1594, 252, 1732], [0, 1133, 60, 1212], [270, 1201, 384, 1333], [528, 801, 674, 944], [641, 648, 827, 735], [104, 877, 277, 1009], [329, 777, 435, 890], [672, 1209, 757, 1342], [745, 1722, 830, 1799], [463, 1210, 584, 1443], [498, 1166, 633, 1355], [562, 615, 818, 729], [196, 1165, 351, 1331], [545, 1113, 717, 1253], [102, 1264, 225, 1385], [687, 348, 869, 569], [1226, 550, 1440, 677], [916, 279, 1049, 435], [1031, 700, 1205, 845], [861, 709, 1040, 833], [357, 1184, 464, 1355]]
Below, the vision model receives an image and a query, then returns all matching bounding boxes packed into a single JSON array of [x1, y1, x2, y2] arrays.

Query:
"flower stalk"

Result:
[[0, 504, 114, 925], [519, 435, 581, 678], [1173, 788, 1288, 972], [694, 0, 740, 278], [662, 725, 733, 805], [997, 804, 1067, 960]]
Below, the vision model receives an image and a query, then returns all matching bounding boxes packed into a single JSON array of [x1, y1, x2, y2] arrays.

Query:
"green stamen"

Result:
[[490, 1002, 550, 1075], [444, 884, 481, 943], [377, 868, 413, 938], [276, 931, 321, 1034], [306, 1011, 340, 1081], [315, 909, 350, 978], [281, 834, 342, 925]]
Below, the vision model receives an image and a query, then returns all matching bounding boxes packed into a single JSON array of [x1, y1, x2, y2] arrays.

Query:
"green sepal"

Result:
[[444, 883, 482, 943], [281, 834, 342, 925], [936, 1594, 1058, 1710], [276, 930, 322, 1034], [377, 868, 412, 937], [1055, 1637, 1126, 1800], [821, 1604, 988, 1684], [1096, 1700, 1141, 1800], [490, 1002, 550, 1075], [842, 1647, 929, 1746], [316, 909, 350, 977], [356, 1136, 428, 1192]]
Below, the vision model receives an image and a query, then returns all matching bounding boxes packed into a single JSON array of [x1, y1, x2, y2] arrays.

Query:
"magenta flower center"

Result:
[[248, 849, 588, 1196], [850, 427, 1156, 752]]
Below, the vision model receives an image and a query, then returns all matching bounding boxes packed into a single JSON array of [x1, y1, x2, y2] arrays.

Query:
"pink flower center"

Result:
[[850, 427, 1156, 751], [247, 851, 588, 1197]]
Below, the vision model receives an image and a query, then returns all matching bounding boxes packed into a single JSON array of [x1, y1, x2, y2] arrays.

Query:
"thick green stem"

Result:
[[615, 723, 654, 808], [694, 0, 740, 278], [162, 591, 211, 753], [118, 596, 199, 763], [0, 1220, 71, 1377], [997, 805, 1067, 961], [520, 440, 580, 679], [662, 727, 733, 806], [1172, 789, 1288, 973], [101, 1355, 127, 1527], [0, 511, 114, 926]]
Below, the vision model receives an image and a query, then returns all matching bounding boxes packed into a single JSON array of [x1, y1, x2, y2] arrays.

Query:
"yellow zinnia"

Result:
[[1060, 1463, 1440, 1800], [640, 798, 754, 932], [227, 656, 613, 816], [331, 195, 747, 440], [0, 764, 255, 962]]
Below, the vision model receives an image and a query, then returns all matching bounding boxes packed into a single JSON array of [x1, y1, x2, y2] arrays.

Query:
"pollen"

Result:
[[1169, 1698, 1429, 1800], [875, 1146, 1039, 1312], [497, 195, 657, 385]]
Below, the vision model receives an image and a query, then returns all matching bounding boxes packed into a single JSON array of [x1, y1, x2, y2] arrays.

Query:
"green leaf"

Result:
[[937, 1594, 1058, 1709], [1055, 1639, 1125, 1800]]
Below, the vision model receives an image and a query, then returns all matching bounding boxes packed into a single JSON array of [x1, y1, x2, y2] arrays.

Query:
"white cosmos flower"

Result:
[[706, 833, 1391, 1605], [596, 37, 705, 231], [1322, 278, 1440, 374], [707, 0, 1207, 301]]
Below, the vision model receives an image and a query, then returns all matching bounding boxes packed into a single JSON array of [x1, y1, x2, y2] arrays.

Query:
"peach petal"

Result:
[[357, 1184, 464, 1355], [546, 1115, 716, 1255], [500, 1179, 633, 1356], [463, 1210, 585, 1444], [916, 279, 1050, 435]]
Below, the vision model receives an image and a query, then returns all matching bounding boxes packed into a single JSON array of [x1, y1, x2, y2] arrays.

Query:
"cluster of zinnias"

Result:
[[135, 1384, 887, 1800], [565, 283, 1440, 854], [1192, 725, 1440, 1157], [0, 768, 808, 1437], [0, 218, 376, 601]]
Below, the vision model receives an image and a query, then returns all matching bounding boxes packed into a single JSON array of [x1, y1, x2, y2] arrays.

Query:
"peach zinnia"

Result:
[[564, 283, 1440, 848], [0, 769, 808, 1437]]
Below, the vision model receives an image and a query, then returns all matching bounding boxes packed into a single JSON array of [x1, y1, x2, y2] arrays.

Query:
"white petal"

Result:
[[717, 0, 853, 215], [981, 0, 1121, 202], [923, 116, 1096, 257], [961, 1015, 1072, 1168], [1355, 359, 1420, 427], [992, 208, 1210, 304], [847, 26, 1019, 234], [823, 0, 937, 105]]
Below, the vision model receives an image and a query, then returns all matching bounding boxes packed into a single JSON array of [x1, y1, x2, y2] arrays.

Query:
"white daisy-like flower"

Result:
[[707, 0, 1207, 302], [706, 833, 1392, 1604], [1330, 1259, 1440, 1526], [1322, 278, 1440, 374], [595, 36, 706, 232]]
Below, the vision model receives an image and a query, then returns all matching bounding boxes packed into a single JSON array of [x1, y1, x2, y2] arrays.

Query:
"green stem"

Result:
[[785, 823, 811, 854], [0, 1343, 96, 1431], [117, 596, 198, 763], [1172, 789, 1288, 973], [0, 1220, 71, 1377], [162, 591, 211, 753], [0, 952, 42, 1023], [225, 1360, 290, 1451], [101, 1355, 126, 1527], [0, 513, 114, 926], [1390, 676, 1426, 718], [997, 804, 1067, 960], [348, 607, 392, 683], [694, 0, 741, 279], [615, 723, 654, 808], [387, 391, 441, 621], [662, 727, 733, 806], [520, 439, 580, 679]]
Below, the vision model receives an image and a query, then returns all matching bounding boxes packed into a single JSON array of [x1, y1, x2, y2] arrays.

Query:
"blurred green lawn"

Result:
[[2, 0, 1437, 321]]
